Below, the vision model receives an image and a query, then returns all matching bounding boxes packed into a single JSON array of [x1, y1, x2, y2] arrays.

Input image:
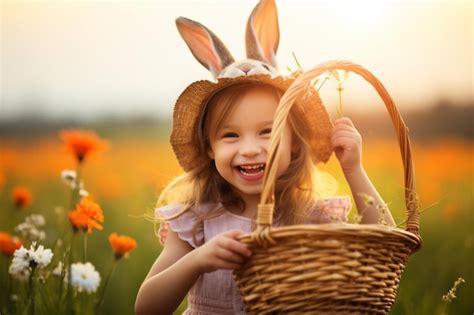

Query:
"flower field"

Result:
[[0, 128, 472, 314]]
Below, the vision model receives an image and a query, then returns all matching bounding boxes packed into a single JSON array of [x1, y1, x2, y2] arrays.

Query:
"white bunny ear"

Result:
[[245, 0, 280, 68], [176, 17, 235, 78]]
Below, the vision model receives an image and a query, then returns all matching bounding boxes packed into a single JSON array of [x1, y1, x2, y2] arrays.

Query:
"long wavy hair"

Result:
[[155, 82, 338, 246]]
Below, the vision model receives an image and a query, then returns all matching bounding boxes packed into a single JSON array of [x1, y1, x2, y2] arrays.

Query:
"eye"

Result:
[[261, 128, 272, 135], [222, 132, 238, 138], [262, 64, 270, 71]]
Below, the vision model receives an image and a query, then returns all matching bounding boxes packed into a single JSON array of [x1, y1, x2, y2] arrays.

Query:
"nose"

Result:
[[240, 63, 252, 75], [239, 138, 262, 157]]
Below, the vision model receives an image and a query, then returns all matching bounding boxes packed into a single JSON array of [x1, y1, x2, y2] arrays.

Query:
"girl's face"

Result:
[[207, 87, 293, 199]]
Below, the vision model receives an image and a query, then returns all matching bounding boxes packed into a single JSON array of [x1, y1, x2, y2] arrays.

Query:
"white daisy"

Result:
[[8, 243, 54, 281], [70, 262, 101, 294], [13, 246, 30, 260], [15, 222, 29, 234], [27, 214, 46, 227], [30, 245, 53, 267], [15, 214, 47, 242], [9, 246, 32, 281]]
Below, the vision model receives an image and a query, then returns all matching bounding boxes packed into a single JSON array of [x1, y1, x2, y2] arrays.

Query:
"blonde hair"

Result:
[[156, 83, 338, 246]]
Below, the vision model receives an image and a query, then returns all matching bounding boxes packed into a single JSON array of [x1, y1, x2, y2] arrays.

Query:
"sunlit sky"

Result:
[[1, 0, 472, 121]]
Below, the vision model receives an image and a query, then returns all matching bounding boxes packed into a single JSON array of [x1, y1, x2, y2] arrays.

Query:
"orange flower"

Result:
[[0, 232, 22, 256], [59, 129, 109, 163], [12, 186, 32, 208], [68, 196, 104, 234], [108, 233, 137, 258]]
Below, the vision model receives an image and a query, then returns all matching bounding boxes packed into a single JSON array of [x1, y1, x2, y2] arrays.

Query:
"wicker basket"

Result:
[[232, 60, 422, 314]]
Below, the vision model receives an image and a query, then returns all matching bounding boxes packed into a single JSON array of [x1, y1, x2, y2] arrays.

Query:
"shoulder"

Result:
[[155, 203, 216, 248], [155, 202, 217, 222], [155, 203, 188, 221]]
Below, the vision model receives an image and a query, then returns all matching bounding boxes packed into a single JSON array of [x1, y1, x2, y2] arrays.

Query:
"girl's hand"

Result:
[[193, 229, 252, 273], [330, 117, 363, 174]]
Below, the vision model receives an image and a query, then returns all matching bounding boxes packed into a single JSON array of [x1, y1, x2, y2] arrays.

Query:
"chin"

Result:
[[235, 186, 262, 196]]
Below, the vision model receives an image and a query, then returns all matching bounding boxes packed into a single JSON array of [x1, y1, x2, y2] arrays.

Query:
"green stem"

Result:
[[441, 302, 448, 315], [76, 162, 83, 196], [77, 291, 82, 315], [291, 51, 303, 70], [95, 259, 119, 314], [70, 162, 83, 210], [83, 232, 87, 262], [58, 232, 73, 301], [28, 266, 36, 315], [317, 75, 329, 92], [64, 232, 77, 315], [337, 85, 344, 118], [3, 256, 11, 313], [69, 184, 76, 212]]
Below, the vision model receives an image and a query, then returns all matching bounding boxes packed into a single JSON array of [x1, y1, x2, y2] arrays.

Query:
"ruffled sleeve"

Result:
[[155, 203, 204, 248], [307, 195, 352, 224]]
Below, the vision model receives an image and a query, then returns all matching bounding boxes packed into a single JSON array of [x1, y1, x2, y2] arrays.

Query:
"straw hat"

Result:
[[171, 0, 333, 172]]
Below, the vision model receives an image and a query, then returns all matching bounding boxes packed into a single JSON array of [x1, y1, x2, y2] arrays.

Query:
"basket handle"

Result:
[[257, 60, 420, 237]]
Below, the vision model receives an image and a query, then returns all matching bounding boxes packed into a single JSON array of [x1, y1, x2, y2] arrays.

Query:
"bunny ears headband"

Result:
[[170, 0, 334, 172]]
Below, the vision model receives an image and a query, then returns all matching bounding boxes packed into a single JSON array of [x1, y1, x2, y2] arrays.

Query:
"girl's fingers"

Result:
[[219, 234, 252, 257], [332, 129, 357, 137], [230, 239, 252, 257], [331, 131, 359, 143], [333, 117, 354, 126], [331, 136, 360, 151], [332, 125, 356, 134], [223, 262, 243, 270], [332, 122, 358, 131], [216, 247, 245, 264], [224, 229, 244, 238]]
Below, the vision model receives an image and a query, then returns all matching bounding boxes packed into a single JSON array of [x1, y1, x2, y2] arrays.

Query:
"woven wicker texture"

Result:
[[232, 60, 422, 314]]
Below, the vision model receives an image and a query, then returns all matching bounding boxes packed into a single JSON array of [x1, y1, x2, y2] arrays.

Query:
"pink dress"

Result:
[[156, 196, 352, 315]]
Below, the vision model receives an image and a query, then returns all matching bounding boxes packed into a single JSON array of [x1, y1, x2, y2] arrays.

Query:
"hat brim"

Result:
[[170, 74, 334, 172]]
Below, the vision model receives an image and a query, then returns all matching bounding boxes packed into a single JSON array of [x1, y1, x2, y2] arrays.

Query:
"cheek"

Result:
[[213, 144, 233, 164], [281, 126, 293, 151], [280, 127, 293, 166]]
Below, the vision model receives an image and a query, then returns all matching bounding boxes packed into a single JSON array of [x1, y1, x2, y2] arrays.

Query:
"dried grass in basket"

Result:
[[232, 60, 423, 314]]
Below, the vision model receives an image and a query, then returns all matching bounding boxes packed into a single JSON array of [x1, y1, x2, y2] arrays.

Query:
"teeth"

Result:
[[238, 163, 265, 177], [240, 168, 264, 177], [240, 163, 264, 170]]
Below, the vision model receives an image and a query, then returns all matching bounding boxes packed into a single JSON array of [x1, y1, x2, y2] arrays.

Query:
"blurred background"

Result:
[[1, 0, 473, 314]]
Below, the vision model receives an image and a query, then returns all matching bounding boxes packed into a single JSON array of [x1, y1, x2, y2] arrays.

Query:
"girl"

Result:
[[135, 1, 396, 314]]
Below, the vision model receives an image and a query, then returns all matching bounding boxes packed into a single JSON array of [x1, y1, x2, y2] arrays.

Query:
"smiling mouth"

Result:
[[236, 163, 265, 177]]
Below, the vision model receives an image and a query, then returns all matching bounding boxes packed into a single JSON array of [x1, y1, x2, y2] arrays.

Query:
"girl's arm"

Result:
[[331, 117, 395, 226], [343, 166, 396, 225], [135, 228, 251, 314], [135, 229, 200, 315]]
